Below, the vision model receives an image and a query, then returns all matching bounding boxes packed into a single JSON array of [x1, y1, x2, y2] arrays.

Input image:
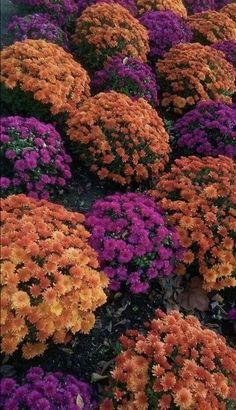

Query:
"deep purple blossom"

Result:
[[212, 40, 236, 71], [0, 368, 97, 410], [183, 0, 216, 14], [8, 13, 70, 51], [75, 0, 137, 16], [92, 56, 159, 107], [174, 101, 236, 159], [139, 10, 192, 59], [0, 116, 72, 198], [215, 0, 232, 10], [86, 193, 184, 294]]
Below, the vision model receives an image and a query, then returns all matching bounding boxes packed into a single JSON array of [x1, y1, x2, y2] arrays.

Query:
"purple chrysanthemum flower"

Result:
[[212, 40, 236, 71], [75, 0, 138, 16], [1, 116, 72, 198], [215, 0, 232, 10], [183, 0, 216, 15], [92, 56, 159, 107], [85, 193, 184, 294], [174, 101, 236, 159], [139, 10, 192, 59]]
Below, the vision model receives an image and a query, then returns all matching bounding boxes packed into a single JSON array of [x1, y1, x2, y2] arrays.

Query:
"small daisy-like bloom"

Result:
[[12, 291, 30, 309], [174, 388, 193, 408]]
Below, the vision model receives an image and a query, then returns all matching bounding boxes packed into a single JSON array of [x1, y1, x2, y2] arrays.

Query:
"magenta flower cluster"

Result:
[[85, 193, 184, 294], [0, 367, 97, 410], [91, 56, 159, 107], [12, 0, 78, 27], [174, 101, 236, 159], [215, 0, 232, 10], [75, 0, 137, 16], [212, 41, 236, 71], [183, 0, 216, 15], [139, 11, 192, 59], [0, 116, 72, 199], [8, 13, 70, 51]]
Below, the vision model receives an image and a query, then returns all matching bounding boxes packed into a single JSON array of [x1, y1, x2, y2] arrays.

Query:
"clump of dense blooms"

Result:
[[156, 43, 236, 114], [0, 367, 97, 410], [72, 3, 149, 71], [67, 91, 170, 185], [212, 40, 236, 71], [11, 0, 78, 27], [0, 116, 72, 199], [91, 57, 159, 107], [76, 0, 138, 16], [136, 0, 187, 17], [0, 194, 108, 359], [221, 3, 236, 23], [85, 193, 183, 293], [184, 0, 216, 15], [139, 10, 192, 59], [100, 310, 236, 410], [8, 13, 70, 51], [148, 156, 236, 291], [187, 10, 236, 45], [0, 40, 90, 120], [174, 101, 236, 159]]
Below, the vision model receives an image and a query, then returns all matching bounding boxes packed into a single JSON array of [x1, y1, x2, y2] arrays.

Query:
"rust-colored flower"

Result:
[[221, 3, 236, 23], [136, 0, 187, 17], [148, 155, 236, 291], [156, 43, 236, 114], [0, 194, 108, 359], [67, 91, 170, 185]]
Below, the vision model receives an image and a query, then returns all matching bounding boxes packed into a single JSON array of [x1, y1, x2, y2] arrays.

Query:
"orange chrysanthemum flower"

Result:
[[100, 310, 236, 410], [136, 0, 187, 17], [72, 3, 149, 70], [187, 11, 236, 45], [221, 3, 236, 23], [0, 194, 108, 359], [67, 91, 170, 185], [148, 155, 236, 291], [0, 39, 90, 117], [156, 43, 236, 114]]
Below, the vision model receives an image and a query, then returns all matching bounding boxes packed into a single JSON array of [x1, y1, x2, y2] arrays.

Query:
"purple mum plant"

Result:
[[75, 0, 137, 16], [215, 0, 232, 10], [85, 193, 184, 294], [92, 56, 159, 107], [227, 308, 236, 335], [0, 116, 72, 199], [8, 13, 71, 51], [174, 101, 236, 159], [139, 10, 192, 59], [183, 0, 216, 15], [11, 0, 78, 27], [0, 367, 97, 410], [212, 40, 236, 71]]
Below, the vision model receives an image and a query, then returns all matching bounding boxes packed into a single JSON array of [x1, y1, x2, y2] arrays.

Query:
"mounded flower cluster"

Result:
[[67, 91, 170, 185], [136, 0, 187, 17], [100, 310, 236, 410], [85, 193, 183, 293], [0, 116, 72, 199], [91, 56, 159, 107], [187, 10, 236, 45], [72, 3, 149, 71], [183, 0, 216, 15], [75, 0, 138, 16], [8, 13, 70, 51], [0, 367, 97, 410], [0, 39, 90, 119], [139, 10, 192, 59], [1, 194, 108, 359], [156, 43, 236, 114], [12, 0, 78, 27], [212, 40, 236, 71], [221, 3, 236, 23], [148, 156, 236, 291], [174, 101, 236, 159]]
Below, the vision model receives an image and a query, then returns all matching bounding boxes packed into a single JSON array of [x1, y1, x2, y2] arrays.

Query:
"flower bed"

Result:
[[1, 194, 108, 358]]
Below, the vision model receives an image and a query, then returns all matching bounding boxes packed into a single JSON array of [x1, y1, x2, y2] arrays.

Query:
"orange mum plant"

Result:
[[221, 3, 236, 23], [0, 194, 108, 359], [72, 3, 149, 71], [156, 43, 236, 114], [136, 0, 187, 17], [67, 91, 170, 185], [187, 10, 236, 45], [100, 309, 236, 410], [148, 156, 236, 292], [0, 39, 90, 121]]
